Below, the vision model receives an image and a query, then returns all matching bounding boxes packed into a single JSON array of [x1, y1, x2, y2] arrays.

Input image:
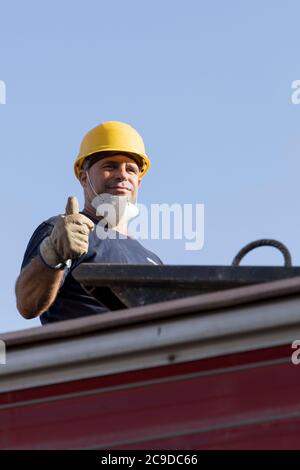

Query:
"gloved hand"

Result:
[[39, 196, 94, 268]]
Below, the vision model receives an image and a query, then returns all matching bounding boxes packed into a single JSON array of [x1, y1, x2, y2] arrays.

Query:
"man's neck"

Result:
[[82, 205, 100, 223]]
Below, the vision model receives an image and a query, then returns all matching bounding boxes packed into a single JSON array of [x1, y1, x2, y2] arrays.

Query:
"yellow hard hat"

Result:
[[74, 121, 151, 179]]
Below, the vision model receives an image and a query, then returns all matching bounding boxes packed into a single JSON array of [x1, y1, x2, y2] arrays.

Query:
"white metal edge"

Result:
[[0, 296, 299, 393]]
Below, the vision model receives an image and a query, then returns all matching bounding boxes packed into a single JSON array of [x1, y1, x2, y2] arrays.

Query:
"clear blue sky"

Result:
[[1, 0, 300, 333]]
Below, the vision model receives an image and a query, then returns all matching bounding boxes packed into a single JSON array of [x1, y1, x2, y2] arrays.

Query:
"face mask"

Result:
[[86, 171, 139, 228]]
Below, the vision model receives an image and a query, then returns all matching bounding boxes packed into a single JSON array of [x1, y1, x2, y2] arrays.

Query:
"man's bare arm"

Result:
[[15, 256, 65, 319], [15, 196, 94, 320]]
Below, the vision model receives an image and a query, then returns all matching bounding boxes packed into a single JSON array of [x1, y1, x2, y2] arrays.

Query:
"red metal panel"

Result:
[[0, 345, 299, 449], [0, 344, 291, 406], [113, 417, 300, 450]]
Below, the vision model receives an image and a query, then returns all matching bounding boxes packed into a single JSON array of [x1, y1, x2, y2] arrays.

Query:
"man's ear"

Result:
[[78, 169, 88, 188], [138, 177, 142, 187]]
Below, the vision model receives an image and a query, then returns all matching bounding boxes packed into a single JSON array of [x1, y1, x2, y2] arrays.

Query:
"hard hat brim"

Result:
[[74, 149, 151, 179]]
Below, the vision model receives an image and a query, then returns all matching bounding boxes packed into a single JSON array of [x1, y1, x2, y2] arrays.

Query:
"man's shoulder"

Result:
[[25, 214, 63, 252], [43, 214, 61, 227], [27, 215, 59, 241], [20, 215, 59, 271]]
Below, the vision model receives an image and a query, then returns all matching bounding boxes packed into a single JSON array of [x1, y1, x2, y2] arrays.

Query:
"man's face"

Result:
[[80, 154, 142, 204]]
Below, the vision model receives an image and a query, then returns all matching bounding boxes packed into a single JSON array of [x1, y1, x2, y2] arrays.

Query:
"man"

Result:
[[15, 121, 162, 324]]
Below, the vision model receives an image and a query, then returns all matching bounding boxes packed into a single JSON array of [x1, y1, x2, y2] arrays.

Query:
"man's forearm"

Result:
[[15, 256, 65, 319]]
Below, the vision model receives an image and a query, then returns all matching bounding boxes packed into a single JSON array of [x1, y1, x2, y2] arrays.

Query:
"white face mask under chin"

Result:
[[86, 171, 139, 227]]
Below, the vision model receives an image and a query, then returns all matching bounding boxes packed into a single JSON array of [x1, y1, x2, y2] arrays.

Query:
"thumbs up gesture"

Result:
[[65, 195, 80, 216], [39, 196, 94, 269]]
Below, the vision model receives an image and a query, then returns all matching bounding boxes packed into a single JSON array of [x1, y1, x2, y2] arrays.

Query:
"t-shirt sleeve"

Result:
[[20, 221, 71, 286], [21, 222, 54, 271]]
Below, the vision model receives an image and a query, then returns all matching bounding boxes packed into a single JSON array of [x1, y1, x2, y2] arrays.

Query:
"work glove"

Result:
[[39, 196, 94, 268]]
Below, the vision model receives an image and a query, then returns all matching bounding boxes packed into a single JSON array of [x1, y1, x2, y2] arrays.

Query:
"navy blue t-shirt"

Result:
[[21, 212, 163, 324]]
